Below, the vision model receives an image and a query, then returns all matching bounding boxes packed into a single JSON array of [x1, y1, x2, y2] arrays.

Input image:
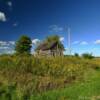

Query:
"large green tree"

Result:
[[15, 35, 32, 55]]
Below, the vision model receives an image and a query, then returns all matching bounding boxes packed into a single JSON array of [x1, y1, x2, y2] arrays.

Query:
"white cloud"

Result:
[[9, 41, 15, 45], [49, 25, 63, 33], [0, 47, 9, 49], [0, 41, 15, 46], [60, 37, 64, 42], [0, 12, 7, 22], [72, 41, 80, 45], [72, 41, 88, 45], [94, 40, 100, 44], [0, 40, 15, 54], [0, 47, 15, 54], [7, 1, 12, 7], [0, 41, 8, 46], [80, 41, 88, 45], [32, 39, 40, 45]]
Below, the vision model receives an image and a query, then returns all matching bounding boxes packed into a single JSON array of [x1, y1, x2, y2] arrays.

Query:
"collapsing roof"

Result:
[[35, 41, 64, 51]]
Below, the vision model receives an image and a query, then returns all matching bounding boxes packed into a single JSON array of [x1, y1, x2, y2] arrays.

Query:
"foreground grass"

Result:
[[0, 55, 100, 99], [31, 69, 100, 100], [0, 69, 100, 100]]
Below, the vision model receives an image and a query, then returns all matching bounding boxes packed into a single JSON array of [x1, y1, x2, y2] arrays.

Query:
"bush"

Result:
[[74, 53, 79, 57], [82, 53, 94, 59]]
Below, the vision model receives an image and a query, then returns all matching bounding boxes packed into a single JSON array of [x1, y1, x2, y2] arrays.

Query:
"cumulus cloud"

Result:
[[32, 39, 40, 45], [0, 41, 6, 45], [60, 37, 64, 42], [0, 41, 10, 46], [0, 47, 9, 49], [9, 41, 15, 45], [0, 41, 15, 48], [0, 48, 15, 54], [94, 40, 100, 44], [0, 40, 15, 54], [0, 12, 7, 22], [80, 41, 88, 45], [72, 41, 88, 45], [0, 41, 15, 46], [49, 25, 63, 33]]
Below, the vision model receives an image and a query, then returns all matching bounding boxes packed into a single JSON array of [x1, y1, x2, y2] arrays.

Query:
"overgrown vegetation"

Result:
[[0, 54, 100, 99]]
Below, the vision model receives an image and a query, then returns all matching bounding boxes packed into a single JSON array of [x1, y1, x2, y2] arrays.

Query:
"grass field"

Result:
[[0, 55, 100, 100], [33, 69, 100, 100]]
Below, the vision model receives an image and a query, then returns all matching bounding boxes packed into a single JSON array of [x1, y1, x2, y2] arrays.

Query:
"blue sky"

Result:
[[0, 0, 100, 56]]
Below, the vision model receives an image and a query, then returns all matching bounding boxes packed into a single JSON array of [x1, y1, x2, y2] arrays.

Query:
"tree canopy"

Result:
[[15, 35, 32, 55]]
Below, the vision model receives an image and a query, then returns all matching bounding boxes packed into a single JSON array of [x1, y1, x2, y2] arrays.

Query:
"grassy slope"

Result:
[[32, 69, 100, 100]]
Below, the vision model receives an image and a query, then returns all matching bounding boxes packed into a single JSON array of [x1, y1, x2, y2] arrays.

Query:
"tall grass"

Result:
[[0, 55, 99, 99]]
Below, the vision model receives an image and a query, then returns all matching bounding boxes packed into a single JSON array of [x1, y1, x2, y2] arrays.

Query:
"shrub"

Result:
[[74, 53, 79, 57], [82, 53, 94, 59]]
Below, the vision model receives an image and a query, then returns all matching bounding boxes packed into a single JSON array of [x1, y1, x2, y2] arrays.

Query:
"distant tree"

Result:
[[82, 53, 94, 59], [15, 35, 32, 55], [74, 53, 79, 57]]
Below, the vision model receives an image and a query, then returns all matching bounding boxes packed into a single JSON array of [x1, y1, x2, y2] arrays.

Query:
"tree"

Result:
[[74, 53, 79, 57], [82, 53, 94, 59], [44, 35, 64, 50], [15, 35, 32, 55]]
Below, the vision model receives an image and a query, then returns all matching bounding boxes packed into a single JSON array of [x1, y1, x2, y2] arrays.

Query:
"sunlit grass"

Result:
[[31, 70, 100, 100], [0, 55, 100, 99]]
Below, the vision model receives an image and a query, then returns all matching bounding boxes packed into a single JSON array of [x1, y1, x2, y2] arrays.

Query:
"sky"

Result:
[[0, 0, 100, 56]]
